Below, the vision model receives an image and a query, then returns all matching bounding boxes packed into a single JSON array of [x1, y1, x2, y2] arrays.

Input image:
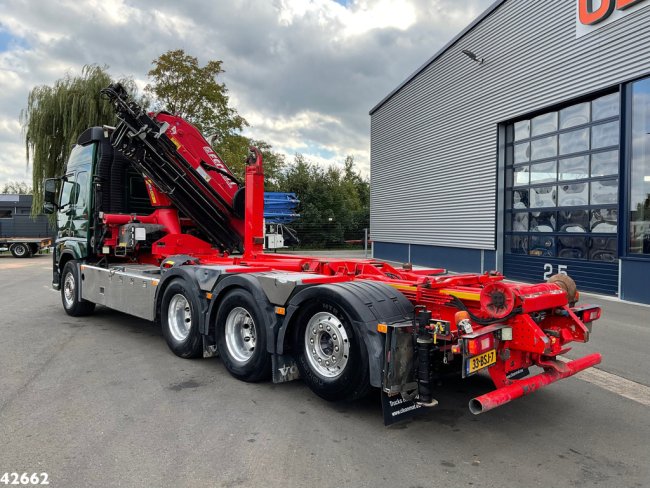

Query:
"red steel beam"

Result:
[[469, 353, 602, 414]]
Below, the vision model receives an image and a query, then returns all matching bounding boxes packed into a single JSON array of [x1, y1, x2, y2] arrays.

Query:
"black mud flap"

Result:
[[381, 391, 427, 426], [381, 321, 435, 425], [272, 354, 301, 383], [202, 336, 218, 358]]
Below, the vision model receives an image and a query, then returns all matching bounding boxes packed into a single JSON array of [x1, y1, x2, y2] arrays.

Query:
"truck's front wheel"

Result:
[[160, 279, 203, 359], [61, 261, 95, 316], [10, 243, 32, 258], [215, 289, 271, 382], [294, 300, 370, 402]]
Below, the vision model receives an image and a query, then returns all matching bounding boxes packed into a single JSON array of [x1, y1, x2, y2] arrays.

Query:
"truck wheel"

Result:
[[160, 279, 203, 359], [10, 243, 32, 258], [294, 299, 370, 402], [61, 261, 95, 316], [215, 289, 271, 382]]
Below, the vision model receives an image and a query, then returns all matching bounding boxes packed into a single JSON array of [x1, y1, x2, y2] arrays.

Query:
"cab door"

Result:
[[56, 143, 95, 258], [57, 173, 76, 238], [70, 171, 90, 240]]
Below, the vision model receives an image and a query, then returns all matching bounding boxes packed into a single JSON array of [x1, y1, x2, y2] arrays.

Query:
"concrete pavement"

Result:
[[0, 254, 648, 488]]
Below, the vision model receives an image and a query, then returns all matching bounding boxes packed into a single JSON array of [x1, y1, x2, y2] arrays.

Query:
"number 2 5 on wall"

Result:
[[543, 263, 567, 280]]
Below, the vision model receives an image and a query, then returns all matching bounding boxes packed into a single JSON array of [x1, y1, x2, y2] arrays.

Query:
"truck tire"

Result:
[[215, 289, 271, 382], [10, 243, 32, 258], [294, 299, 370, 402], [61, 261, 96, 316], [160, 279, 203, 359]]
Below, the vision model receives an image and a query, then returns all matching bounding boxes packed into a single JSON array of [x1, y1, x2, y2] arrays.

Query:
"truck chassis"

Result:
[[46, 84, 602, 423]]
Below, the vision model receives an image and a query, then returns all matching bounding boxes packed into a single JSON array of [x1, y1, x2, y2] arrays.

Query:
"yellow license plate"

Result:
[[467, 349, 497, 374]]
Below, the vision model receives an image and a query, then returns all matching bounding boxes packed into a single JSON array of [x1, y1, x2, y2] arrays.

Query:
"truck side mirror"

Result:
[[43, 178, 59, 212]]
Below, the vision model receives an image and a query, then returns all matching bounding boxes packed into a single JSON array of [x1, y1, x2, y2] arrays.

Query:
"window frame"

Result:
[[623, 75, 650, 260], [504, 89, 622, 262]]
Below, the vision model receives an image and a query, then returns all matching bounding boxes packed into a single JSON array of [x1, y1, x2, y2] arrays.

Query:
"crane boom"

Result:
[[101, 83, 245, 253]]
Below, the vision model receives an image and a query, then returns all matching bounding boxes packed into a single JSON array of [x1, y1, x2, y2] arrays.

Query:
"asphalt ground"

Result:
[[0, 254, 648, 488]]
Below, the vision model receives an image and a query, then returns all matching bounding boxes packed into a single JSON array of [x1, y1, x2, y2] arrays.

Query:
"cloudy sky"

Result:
[[0, 0, 493, 187]]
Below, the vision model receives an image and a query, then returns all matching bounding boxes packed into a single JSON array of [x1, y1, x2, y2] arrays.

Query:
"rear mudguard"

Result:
[[277, 281, 413, 388]]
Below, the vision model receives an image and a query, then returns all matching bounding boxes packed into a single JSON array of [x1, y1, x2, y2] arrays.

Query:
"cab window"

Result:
[[57, 174, 75, 230], [74, 171, 90, 211], [59, 176, 75, 209], [67, 144, 94, 170]]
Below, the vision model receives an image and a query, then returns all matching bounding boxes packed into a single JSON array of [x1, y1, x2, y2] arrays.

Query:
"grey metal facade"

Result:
[[370, 0, 650, 255]]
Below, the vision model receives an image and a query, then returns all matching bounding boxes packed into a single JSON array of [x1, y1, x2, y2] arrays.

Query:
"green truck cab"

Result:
[[44, 131, 96, 290], [43, 128, 152, 291]]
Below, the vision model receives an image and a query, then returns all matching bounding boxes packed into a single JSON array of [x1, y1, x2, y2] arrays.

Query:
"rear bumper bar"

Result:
[[469, 353, 602, 415]]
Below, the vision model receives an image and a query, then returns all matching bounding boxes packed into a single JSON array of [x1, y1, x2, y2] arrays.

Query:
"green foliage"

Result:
[[145, 49, 246, 141], [1, 181, 32, 194], [277, 155, 369, 247], [216, 135, 286, 191], [252, 140, 287, 192], [145, 50, 287, 188], [21, 65, 136, 214]]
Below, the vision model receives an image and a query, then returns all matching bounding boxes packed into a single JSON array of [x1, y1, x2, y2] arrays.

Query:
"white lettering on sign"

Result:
[[278, 365, 298, 377], [544, 263, 568, 280], [576, 0, 649, 37]]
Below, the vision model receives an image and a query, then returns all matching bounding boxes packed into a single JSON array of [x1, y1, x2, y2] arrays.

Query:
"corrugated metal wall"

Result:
[[370, 0, 650, 250]]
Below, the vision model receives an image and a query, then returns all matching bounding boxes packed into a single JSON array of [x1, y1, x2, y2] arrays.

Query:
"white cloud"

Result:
[[276, 0, 416, 37], [0, 0, 494, 187], [340, 0, 417, 36]]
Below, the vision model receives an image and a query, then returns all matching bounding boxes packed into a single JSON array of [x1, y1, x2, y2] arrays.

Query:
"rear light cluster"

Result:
[[576, 306, 602, 323], [582, 308, 601, 322], [465, 333, 495, 356]]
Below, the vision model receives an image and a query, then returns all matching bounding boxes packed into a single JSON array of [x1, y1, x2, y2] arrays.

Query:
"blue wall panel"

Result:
[[503, 255, 618, 295], [620, 259, 650, 303], [410, 244, 481, 273], [373, 242, 409, 263], [375, 242, 497, 274], [483, 250, 497, 272]]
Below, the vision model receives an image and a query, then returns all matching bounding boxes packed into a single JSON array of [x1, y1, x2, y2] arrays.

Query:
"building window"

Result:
[[0, 210, 13, 219], [505, 92, 620, 263], [629, 76, 650, 256]]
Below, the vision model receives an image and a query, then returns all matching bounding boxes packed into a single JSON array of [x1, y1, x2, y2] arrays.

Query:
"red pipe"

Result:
[[102, 209, 181, 234], [469, 353, 602, 415]]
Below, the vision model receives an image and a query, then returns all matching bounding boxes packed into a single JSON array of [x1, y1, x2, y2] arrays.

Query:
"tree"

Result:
[[277, 155, 369, 247], [21, 65, 135, 214], [217, 135, 286, 190], [145, 49, 285, 188], [145, 49, 246, 141], [341, 156, 370, 232], [1, 181, 32, 194]]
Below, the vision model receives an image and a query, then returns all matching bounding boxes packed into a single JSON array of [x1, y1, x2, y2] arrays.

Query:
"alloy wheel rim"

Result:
[[304, 311, 350, 379], [225, 307, 257, 364], [168, 294, 192, 342], [63, 272, 75, 308]]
